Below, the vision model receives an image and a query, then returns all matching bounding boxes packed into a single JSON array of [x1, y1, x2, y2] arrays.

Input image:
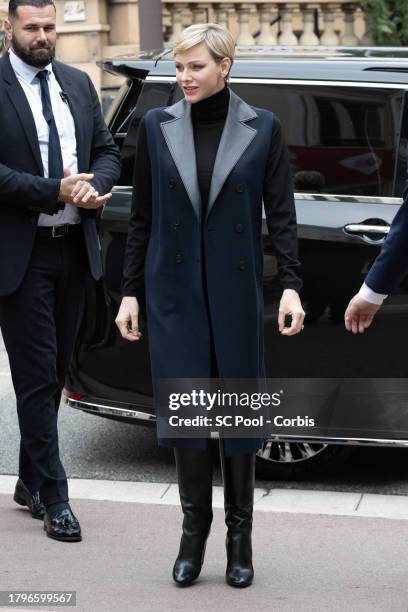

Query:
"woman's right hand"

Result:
[[115, 296, 142, 342]]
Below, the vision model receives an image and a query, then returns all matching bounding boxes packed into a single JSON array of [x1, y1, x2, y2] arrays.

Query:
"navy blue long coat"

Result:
[[122, 88, 302, 455]]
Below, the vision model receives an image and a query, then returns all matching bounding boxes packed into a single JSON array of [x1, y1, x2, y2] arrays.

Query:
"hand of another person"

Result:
[[70, 179, 112, 209], [59, 168, 112, 208], [115, 296, 142, 342], [278, 289, 305, 336], [344, 294, 381, 334]]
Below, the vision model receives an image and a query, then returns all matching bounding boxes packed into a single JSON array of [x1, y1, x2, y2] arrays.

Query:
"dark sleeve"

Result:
[[364, 192, 408, 294], [86, 74, 121, 195], [121, 116, 152, 303], [0, 163, 61, 214], [263, 115, 302, 292]]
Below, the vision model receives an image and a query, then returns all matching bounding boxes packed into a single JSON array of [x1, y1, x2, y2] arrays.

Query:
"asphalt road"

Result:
[[3, 493, 408, 612], [2, 334, 408, 493], [4, 336, 408, 612]]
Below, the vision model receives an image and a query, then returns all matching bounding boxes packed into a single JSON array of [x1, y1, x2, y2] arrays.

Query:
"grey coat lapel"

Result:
[[160, 88, 258, 222], [206, 89, 258, 219], [160, 99, 201, 220]]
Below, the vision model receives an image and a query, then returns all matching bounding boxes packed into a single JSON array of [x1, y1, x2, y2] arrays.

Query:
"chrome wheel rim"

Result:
[[257, 440, 329, 464]]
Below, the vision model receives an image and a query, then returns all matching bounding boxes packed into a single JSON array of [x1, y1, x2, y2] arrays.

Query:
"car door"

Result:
[[231, 79, 408, 443]]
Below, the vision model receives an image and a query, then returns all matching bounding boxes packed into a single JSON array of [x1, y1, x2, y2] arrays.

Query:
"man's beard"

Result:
[[11, 34, 55, 68]]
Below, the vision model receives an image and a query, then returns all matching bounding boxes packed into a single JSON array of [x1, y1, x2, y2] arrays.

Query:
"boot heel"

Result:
[[200, 528, 210, 565]]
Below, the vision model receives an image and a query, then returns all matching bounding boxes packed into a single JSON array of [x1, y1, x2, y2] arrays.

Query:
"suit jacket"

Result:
[[0, 52, 121, 296], [365, 188, 408, 294]]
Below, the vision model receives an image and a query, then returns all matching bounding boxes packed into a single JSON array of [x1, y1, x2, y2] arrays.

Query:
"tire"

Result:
[[255, 441, 356, 480]]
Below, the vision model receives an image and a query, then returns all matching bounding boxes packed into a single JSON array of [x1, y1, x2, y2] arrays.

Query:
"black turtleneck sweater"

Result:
[[191, 86, 230, 373], [191, 84, 229, 222]]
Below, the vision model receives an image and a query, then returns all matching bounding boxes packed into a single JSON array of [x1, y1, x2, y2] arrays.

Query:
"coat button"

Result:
[[235, 183, 245, 193], [168, 178, 176, 189], [173, 219, 181, 229], [175, 253, 183, 264], [238, 259, 245, 270], [235, 223, 243, 233]]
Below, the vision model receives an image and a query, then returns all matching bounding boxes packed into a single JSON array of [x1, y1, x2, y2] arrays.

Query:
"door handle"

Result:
[[343, 223, 390, 244]]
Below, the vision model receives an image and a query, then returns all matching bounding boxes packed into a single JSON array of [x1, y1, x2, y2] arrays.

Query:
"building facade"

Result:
[[1, 1, 369, 98]]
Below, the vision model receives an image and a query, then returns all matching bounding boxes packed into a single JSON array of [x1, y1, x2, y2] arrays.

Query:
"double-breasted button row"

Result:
[[238, 259, 245, 271], [175, 253, 183, 264], [168, 178, 176, 189]]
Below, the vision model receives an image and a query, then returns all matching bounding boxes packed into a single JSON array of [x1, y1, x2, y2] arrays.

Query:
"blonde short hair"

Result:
[[172, 23, 235, 81]]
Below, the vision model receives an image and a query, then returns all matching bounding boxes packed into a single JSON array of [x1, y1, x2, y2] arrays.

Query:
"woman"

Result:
[[116, 23, 305, 588]]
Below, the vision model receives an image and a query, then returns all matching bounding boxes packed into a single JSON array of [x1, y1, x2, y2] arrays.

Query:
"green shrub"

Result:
[[363, 0, 408, 45]]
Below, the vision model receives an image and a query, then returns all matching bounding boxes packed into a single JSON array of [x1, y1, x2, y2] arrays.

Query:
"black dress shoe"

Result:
[[43, 508, 82, 542], [13, 478, 46, 520]]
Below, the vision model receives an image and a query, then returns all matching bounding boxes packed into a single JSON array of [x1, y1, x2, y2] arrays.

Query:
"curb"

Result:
[[2, 475, 408, 521]]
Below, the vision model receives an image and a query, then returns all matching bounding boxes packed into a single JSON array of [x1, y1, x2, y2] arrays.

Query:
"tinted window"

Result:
[[109, 80, 143, 136], [114, 81, 176, 185], [395, 94, 408, 197], [231, 83, 403, 197]]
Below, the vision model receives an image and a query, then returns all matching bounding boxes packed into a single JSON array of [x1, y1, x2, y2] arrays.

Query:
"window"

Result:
[[231, 83, 403, 197], [114, 81, 176, 186]]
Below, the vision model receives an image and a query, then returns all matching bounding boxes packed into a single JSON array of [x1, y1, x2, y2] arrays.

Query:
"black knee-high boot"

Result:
[[219, 439, 256, 588], [172, 445, 213, 586]]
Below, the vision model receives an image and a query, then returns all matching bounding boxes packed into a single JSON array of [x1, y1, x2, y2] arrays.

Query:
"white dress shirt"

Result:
[[9, 49, 80, 226], [358, 282, 388, 305]]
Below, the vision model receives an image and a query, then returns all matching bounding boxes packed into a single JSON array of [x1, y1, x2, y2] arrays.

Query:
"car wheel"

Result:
[[255, 440, 355, 480]]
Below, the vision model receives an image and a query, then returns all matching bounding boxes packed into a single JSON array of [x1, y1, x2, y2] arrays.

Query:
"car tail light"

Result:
[[63, 388, 84, 401]]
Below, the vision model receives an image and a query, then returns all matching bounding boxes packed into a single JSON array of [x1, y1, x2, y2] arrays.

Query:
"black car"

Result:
[[64, 46, 408, 479]]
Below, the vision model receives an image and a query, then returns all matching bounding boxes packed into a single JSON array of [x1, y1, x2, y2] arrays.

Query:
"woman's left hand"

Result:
[[278, 289, 305, 336]]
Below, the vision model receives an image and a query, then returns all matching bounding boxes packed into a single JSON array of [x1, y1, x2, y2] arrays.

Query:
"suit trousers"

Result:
[[0, 225, 87, 506]]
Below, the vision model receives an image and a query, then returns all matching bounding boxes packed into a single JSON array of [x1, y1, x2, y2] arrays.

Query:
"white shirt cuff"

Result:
[[358, 283, 388, 305]]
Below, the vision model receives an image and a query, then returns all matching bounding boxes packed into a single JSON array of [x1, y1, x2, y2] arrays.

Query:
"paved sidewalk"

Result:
[[1, 476, 408, 612]]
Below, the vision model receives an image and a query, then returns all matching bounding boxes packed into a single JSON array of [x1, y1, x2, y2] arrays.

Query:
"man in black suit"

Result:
[[0, 0, 121, 541]]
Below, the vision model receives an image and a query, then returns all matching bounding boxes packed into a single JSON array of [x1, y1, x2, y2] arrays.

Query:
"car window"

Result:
[[395, 94, 408, 198], [109, 80, 143, 137], [230, 83, 403, 198], [113, 81, 177, 186]]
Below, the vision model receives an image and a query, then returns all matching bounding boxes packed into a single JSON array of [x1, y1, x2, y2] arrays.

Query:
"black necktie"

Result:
[[36, 70, 64, 184]]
